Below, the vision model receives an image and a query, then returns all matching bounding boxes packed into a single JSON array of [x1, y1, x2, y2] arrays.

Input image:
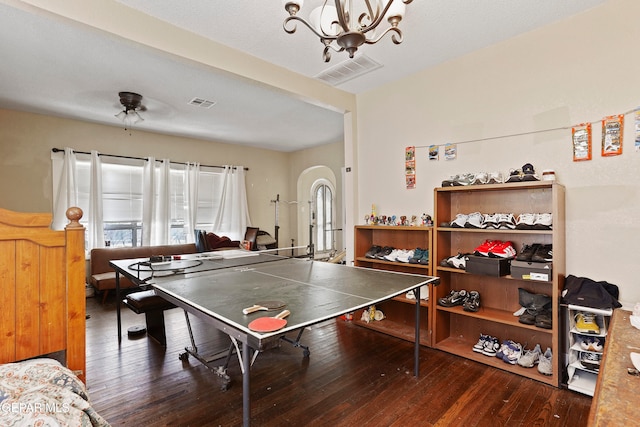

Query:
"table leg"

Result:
[[242, 343, 252, 427], [116, 271, 122, 343], [414, 286, 420, 377]]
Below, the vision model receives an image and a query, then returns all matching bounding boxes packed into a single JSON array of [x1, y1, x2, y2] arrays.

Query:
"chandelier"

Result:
[[114, 91, 145, 131], [283, 0, 413, 62]]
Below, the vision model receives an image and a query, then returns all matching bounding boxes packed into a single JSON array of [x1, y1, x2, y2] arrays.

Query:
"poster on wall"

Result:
[[444, 143, 457, 160], [428, 145, 439, 160], [572, 123, 592, 161], [601, 115, 624, 156], [405, 146, 416, 189]]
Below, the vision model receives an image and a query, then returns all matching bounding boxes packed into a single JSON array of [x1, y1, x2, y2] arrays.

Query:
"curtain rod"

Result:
[[51, 148, 249, 171]]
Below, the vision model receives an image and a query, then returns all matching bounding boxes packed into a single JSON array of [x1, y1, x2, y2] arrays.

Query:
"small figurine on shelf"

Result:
[[410, 215, 418, 226], [380, 215, 387, 225], [372, 216, 379, 225], [421, 213, 433, 226], [364, 214, 370, 225], [390, 215, 397, 226], [400, 215, 407, 226]]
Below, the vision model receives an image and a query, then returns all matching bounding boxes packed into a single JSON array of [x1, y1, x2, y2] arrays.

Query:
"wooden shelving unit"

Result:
[[432, 181, 565, 387], [353, 225, 433, 347]]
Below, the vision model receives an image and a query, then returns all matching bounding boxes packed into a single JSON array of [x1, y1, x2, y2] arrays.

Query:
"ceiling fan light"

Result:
[[115, 110, 127, 120]]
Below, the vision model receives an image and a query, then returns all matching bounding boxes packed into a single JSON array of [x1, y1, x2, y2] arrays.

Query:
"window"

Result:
[[313, 181, 333, 253]]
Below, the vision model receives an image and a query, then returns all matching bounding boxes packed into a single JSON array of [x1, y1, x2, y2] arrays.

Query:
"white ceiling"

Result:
[[0, 0, 606, 152]]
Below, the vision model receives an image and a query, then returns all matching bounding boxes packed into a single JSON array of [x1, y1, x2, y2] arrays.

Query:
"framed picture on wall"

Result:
[[601, 115, 624, 156], [572, 123, 592, 161]]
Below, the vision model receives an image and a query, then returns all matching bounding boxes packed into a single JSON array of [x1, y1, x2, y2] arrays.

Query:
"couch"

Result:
[[89, 243, 197, 303]]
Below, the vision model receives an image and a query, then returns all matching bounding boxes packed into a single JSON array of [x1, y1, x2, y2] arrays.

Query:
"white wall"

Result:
[[356, 0, 640, 308]]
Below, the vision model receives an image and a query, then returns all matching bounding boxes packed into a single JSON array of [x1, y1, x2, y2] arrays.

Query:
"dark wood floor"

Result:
[[85, 295, 592, 426]]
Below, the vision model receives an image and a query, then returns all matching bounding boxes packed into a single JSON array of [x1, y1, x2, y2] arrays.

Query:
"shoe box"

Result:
[[464, 255, 511, 277], [510, 260, 553, 282]]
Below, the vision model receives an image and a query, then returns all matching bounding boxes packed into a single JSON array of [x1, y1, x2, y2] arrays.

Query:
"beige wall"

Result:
[[356, 0, 640, 308], [0, 108, 343, 247]]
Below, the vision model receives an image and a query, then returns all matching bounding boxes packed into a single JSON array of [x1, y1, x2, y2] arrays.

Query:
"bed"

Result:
[[0, 206, 110, 426]]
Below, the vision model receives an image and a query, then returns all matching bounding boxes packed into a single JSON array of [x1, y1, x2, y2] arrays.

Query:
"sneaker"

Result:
[[580, 351, 602, 371], [486, 171, 504, 184], [482, 213, 500, 229], [383, 248, 403, 262], [496, 340, 515, 360], [515, 213, 536, 230], [515, 243, 540, 262], [417, 249, 430, 265], [488, 241, 516, 258], [470, 172, 488, 185], [496, 213, 517, 230], [474, 239, 501, 257], [450, 213, 469, 228], [531, 244, 553, 262], [473, 334, 488, 353], [441, 175, 460, 187], [580, 337, 604, 352], [482, 336, 500, 357], [506, 168, 523, 183], [437, 289, 468, 307], [409, 248, 426, 264], [575, 312, 600, 334], [444, 253, 466, 269], [396, 249, 414, 263], [365, 245, 382, 259], [533, 213, 553, 230], [521, 163, 540, 181], [502, 341, 523, 364], [465, 212, 486, 229], [375, 246, 394, 260], [538, 348, 553, 375], [534, 310, 553, 329], [453, 173, 474, 186], [518, 344, 542, 368], [462, 290, 480, 312]]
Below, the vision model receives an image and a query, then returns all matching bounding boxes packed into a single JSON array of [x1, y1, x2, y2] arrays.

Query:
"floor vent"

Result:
[[315, 54, 382, 86]]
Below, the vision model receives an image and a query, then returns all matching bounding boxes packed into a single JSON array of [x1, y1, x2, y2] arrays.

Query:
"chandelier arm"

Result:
[[333, 0, 351, 33], [283, 15, 338, 41], [323, 43, 345, 62], [363, 26, 403, 45]]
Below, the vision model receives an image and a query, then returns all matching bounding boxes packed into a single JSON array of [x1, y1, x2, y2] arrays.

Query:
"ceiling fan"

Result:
[[115, 91, 146, 130]]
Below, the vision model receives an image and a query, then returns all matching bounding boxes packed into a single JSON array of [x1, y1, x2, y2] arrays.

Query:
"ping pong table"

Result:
[[110, 250, 436, 427]]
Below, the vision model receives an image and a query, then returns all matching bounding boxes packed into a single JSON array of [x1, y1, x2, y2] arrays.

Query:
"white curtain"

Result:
[[87, 150, 105, 249], [142, 158, 171, 246], [184, 162, 200, 243], [51, 147, 78, 230], [213, 166, 251, 241]]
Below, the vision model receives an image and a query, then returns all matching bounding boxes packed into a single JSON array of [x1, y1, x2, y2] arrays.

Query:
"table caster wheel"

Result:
[[178, 352, 189, 361], [303, 349, 311, 358]]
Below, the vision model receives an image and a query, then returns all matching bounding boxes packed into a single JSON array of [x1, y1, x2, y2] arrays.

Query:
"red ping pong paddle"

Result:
[[242, 300, 286, 314], [248, 310, 290, 332]]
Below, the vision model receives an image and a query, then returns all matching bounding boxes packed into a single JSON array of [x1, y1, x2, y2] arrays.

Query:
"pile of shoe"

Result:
[[437, 289, 480, 312], [574, 311, 601, 334], [515, 243, 553, 263], [515, 213, 552, 230], [364, 246, 429, 264], [515, 288, 552, 329], [473, 335, 553, 375], [441, 172, 504, 187], [473, 239, 517, 259], [506, 163, 540, 182]]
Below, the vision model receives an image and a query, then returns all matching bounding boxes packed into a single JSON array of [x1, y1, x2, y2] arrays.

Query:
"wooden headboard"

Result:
[[0, 207, 86, 382]]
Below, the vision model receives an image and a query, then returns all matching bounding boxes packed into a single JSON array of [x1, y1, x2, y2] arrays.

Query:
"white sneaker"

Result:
[[538, 348, 553, 375], [515, 213, 536, 229], [395, 249, 414, 263], [533, 213, 553, 230], [470, 172, 488, 185], [383, 249, 402, 262], [483, 213, 499, 229], [450, 213, 469, 228], [497, 213, 517, 229], [465, 212, 486, 229], [486, 171, 504, 184]]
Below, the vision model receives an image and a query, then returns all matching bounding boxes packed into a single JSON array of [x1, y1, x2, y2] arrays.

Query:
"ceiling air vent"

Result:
[[314, 54, 382, 86], [188, 97, 216, 109]]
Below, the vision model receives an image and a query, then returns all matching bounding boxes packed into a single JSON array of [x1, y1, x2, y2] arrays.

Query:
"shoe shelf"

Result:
[[353, 225, 433, 346], [433, 182, 565, 387], [563, 304, 612, 396]]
